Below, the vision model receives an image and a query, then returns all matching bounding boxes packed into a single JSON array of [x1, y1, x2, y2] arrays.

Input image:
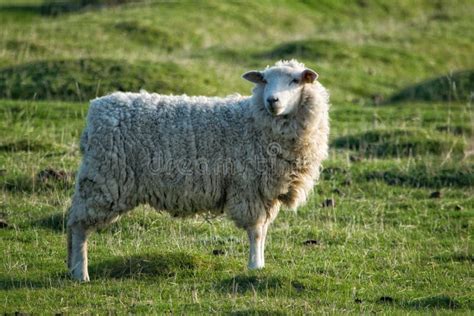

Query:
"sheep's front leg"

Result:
[[68, 223, 90, 282], [247, 224, 265, 269], [259, 220, 271, 267]]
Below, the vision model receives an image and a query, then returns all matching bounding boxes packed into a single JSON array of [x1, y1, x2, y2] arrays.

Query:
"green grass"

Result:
[[388, 70, 474, 103], [332, 128, 466, 157], [0, 58, 224, 101], [1, 0, 473, 314]]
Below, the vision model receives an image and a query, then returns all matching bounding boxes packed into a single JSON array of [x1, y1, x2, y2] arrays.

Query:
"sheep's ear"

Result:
[[301, 69, 319, 83], [242, 71, 265, 84]]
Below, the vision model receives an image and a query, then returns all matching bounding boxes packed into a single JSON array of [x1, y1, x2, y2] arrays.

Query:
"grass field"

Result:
[[0, 0, 473, 314]]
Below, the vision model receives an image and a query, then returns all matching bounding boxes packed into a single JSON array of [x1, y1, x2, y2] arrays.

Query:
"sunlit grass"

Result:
[[1, 98, 472, 313]]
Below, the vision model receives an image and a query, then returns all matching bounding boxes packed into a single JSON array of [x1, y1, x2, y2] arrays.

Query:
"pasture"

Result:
[[0, 0, 473, 313]]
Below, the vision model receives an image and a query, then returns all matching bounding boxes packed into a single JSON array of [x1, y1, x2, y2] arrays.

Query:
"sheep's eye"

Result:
[[262, 79, 267, 84], [290, 79, 299, 85]]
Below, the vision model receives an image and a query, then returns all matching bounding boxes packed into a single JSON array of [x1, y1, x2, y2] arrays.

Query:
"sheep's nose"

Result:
[[267, 97, 279, 106]]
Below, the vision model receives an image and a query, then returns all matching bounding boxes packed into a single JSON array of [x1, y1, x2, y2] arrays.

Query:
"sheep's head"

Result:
[[243, 60, 318, 116]]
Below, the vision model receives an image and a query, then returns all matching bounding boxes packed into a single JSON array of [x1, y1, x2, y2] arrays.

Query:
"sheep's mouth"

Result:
[[266, 105, 282, 116]]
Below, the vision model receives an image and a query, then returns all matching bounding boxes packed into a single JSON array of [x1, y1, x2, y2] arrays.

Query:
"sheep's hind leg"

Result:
[[247, 224, 264, 270], [67, 222, 91, 282]]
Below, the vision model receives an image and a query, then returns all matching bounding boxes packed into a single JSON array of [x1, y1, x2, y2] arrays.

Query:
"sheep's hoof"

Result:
[[248, 263, 265, 270], [70, 269, 90, 282]]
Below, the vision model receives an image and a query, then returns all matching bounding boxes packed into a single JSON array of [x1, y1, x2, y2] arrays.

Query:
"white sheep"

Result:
[[67, 59, 330, 281]]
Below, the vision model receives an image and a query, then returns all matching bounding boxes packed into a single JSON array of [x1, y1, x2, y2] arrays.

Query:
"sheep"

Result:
[[67, 59, 330, 281]]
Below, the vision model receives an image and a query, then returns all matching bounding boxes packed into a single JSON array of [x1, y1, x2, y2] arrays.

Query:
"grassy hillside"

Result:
[[0, 0, 473, 314], [1, 0, 474, 101]]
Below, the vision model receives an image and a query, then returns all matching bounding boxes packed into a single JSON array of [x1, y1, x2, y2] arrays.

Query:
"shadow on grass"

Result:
[[219, 275, 314, 295], [433, 253, 473, 263], [395, 296, 462, 310], [332, 128, 464, 158], [0, 4, 40, 16], [436, 124, 473, 136], [90, 252, 205, 279], [219, 275, 286, 295], [1, 173, 74, 193], [113, 21, 185, 51], [1, 253, 206, 289], [0, 139, 56, 152], [387, 70, 474, 103], [0, 1, 141, 17], [363, 163, 473, 188], [0, 273, 70, 290], [260, 38, 350, 61], [5, 39, 48, 54], [33, 212, 66, 232], [229, 310, 287, 316], [216, 38, 349, 67]]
